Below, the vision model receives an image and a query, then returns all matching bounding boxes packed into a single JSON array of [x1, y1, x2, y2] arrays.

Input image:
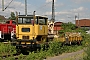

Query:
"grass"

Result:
[[0, 43, 16, 57], [0, 33, 89, 60]]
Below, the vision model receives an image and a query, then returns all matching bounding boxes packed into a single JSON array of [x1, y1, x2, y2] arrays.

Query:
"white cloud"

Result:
[[45, 12, 52, 15], [71, 0, 90, 3], [56, 11, 71, 15], [45, 11, 72, 16], [70, 7, 88, 13], [46, 0, 52, 3], [55, 3, 64, 7], [46, 0, 57, 3]]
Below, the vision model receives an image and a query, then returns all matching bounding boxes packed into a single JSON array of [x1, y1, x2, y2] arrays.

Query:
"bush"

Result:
[[0, 43, 16, 57], [25, 40, 84, 60], [83, 34, 90, 60]]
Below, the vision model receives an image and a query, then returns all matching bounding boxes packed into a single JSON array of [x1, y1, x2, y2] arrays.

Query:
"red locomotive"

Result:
[[0, 20, 16, 41]]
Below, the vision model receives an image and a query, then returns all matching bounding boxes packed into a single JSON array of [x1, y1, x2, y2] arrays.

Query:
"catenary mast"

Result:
[[25, 0, 27, 15], [2, 0, 4, 11], [51, 0, 55, 22], [48, 0, 55, 35]]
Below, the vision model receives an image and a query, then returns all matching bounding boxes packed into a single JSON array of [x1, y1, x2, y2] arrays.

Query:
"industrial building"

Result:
[[54, 22, 63, 35], [76, 19, 90, 29]]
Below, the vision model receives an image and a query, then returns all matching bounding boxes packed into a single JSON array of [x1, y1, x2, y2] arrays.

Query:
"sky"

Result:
[[0, 0, 90, 24]]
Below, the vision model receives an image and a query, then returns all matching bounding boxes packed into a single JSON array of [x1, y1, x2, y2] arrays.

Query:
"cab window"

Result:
[[38, 17, 47, 25], [12, 21, 16, 24], [6, 21, 10, 24], [18, 17, 33, 24]]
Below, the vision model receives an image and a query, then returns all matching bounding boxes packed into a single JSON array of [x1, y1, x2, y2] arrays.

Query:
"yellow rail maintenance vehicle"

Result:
[[59, 32, 83, 45], [15, 12, 48, 51]]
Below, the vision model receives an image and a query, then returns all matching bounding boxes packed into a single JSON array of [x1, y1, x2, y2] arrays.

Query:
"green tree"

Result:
[[9, 12, 16, 20], [59, 22, 76, 33], [62, 22, 76, 30], [59, 22, 87, 34]]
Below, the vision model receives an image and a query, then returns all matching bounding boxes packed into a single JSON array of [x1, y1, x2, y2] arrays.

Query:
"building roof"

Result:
[[0, 15, 6, 20], [54, 22, 63, 25], [76, 19, 90, 27], [54, 22, 63, 31], [18, 15, 48, 18]]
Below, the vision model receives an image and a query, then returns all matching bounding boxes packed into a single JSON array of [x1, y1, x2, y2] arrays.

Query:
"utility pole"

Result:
[[25, 0, 27, 16], [51, 0, 55, 22], [78, 13, 79, 27], [75, 15, 77, 25], [2, 0, 4, 11]]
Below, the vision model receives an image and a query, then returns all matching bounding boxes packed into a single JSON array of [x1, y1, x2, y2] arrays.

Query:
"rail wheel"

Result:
[[16, 49, 21, 55], [77, 41, 81, 45]]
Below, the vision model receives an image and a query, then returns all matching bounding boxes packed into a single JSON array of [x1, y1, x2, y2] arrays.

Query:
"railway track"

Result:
[[0, 52, 27, 60], [0, 41, 28, 59], [2, 41, 13, 43]]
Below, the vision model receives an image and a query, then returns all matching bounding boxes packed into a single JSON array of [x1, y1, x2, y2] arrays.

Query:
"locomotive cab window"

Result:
[[12, 21, 16, 24], [17, 15, 47, 25], [38, 17, 47, 25], [18, 17, 33, 24], [6, 21, 10, 24]]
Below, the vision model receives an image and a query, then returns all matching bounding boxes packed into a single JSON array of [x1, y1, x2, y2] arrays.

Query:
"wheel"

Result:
[[0, 39, 2, 42]]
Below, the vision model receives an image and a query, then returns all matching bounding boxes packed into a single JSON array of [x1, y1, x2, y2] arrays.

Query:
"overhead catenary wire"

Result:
[[2, 0, 14, 11], [33, 1, 52, 17], [35, 1, 52, 11], [2, 0, 52, 12], [2, 0, 53, 18]]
